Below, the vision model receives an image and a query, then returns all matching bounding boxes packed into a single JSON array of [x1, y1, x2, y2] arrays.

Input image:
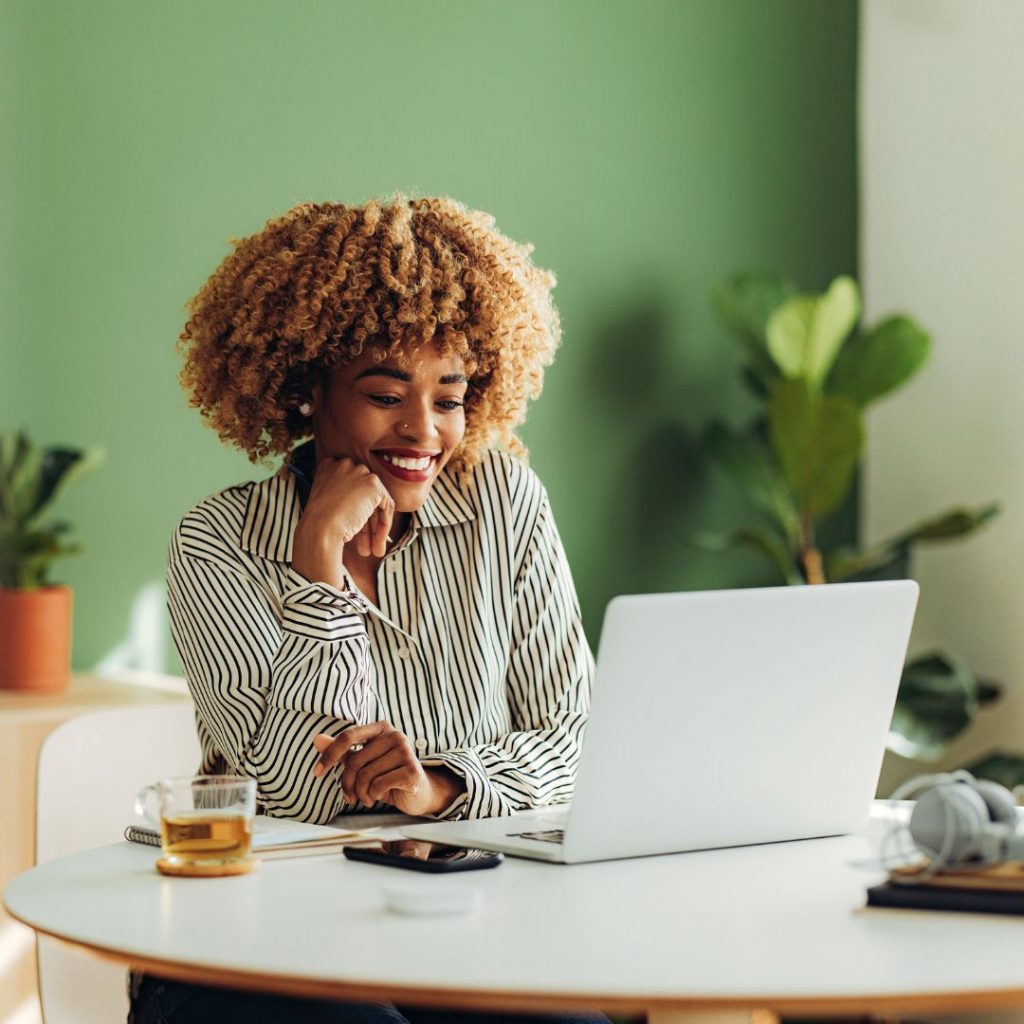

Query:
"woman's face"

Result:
[[310, 343, 468, 513]]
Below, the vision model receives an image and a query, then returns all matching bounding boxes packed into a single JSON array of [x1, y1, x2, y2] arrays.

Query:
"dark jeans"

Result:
[[128, 974, 612, 1024]]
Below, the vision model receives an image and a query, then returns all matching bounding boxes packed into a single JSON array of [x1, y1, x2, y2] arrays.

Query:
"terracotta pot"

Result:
[[0, 585, 73, 691]]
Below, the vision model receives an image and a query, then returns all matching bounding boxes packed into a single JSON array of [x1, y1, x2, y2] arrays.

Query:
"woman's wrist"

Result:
[[423, 765, 467, 816], [291, 521, 347, 589]]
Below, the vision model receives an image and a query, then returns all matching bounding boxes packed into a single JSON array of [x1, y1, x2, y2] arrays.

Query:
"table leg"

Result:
[[648, 1009, 778, 1024]]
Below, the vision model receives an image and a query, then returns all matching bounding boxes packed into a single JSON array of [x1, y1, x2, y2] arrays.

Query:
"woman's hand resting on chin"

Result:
[[291, 457, 394, 588], [312, 722, 466, 816]]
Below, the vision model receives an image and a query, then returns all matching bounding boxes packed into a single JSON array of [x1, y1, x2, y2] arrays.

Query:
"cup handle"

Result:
[[135, 784, 163, 828]]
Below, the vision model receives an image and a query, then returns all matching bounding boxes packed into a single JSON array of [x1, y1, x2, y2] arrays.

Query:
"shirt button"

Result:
[[387, 560, 400, 573], [415, 738, 427, 753], [397, 647, 411, 660]]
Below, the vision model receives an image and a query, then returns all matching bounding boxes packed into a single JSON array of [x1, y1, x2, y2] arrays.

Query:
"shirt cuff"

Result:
[[281, 567, 369, 642], [420, 749, 503, 821]]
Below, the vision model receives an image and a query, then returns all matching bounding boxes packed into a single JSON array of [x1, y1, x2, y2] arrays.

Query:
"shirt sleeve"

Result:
[[422, 487, 594, 820], [166, 510, 371, 824]]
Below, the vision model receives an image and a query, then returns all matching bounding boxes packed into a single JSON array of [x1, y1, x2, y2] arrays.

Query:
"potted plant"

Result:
[[0, 431, 103, 691], [698, 273, 1024, 786]]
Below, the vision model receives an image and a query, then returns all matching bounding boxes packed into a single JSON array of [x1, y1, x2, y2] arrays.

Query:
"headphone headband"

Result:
[[890, 769, 976, 802]]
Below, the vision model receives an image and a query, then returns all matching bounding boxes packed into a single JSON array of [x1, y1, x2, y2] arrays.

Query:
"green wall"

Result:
[[1, 0, 858, 669]]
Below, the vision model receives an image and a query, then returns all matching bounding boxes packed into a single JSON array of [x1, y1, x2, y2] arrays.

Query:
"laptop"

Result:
[[403, 580, 919, 864]]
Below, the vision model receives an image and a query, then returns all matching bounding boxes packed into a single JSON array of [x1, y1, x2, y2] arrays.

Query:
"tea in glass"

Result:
[[136, 775, 257, 876], [161, 812, 252, 861]]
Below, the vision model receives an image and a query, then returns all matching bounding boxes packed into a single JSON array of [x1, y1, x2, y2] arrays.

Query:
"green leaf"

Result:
[[767, 379, 863, 517], [0, 431, 30, 480], [712, 272, 798, 349], [827, 315, 931, 408], [712, 273, 797, 386], [963, 751, 1024, 791], [766, 276, 860, 387], [889, 503, 1000, 546], [827, 543, 910, 584], [703, 422, 800, 542], [888, 651, 980, 762], [7, 444, 43, 525], [31, 446, 105, 524], [692, 526, 802, 585]]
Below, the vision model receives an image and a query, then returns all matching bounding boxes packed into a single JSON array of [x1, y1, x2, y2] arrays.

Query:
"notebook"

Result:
[[124, 814, 377, 859]]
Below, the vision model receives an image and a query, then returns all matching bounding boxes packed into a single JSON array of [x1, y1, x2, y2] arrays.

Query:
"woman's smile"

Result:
[[372, 447, 442, 482]]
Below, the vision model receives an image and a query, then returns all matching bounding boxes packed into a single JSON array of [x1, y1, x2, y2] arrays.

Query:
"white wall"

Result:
[[862, 0, 1024, 793]]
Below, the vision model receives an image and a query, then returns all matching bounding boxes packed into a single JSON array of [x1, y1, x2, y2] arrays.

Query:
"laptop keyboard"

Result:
[[508, 828, 565, 845]]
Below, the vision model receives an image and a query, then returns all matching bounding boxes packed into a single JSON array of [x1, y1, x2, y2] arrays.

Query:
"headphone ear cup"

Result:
[[972, 779, 1019, 827], [910, 784, 990, 864]]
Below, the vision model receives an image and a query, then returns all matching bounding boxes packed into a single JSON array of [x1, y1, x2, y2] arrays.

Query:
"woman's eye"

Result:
[[365, 394, 463, 410]]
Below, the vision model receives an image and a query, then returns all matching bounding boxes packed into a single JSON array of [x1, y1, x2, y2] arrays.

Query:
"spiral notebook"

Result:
[[124, 815, 378, 860]]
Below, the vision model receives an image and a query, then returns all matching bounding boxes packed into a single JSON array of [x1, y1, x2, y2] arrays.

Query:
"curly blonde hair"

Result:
[[178, 194, 561, 469]]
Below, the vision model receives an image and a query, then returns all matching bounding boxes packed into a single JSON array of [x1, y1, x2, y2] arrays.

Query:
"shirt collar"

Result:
[[240, 469, 302, 562], [412, 466, 477, 530], [240, 458, 475, 562]]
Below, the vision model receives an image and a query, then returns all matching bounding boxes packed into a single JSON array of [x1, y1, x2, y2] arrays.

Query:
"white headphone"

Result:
[[892, 770, 1023, 874]]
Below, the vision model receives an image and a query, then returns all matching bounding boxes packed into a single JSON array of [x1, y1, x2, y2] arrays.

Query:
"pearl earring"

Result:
[[298, 401, 312, 417]]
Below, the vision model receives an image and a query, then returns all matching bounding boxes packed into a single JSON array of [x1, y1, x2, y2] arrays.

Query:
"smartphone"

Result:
[[343, 839, 503, 873]]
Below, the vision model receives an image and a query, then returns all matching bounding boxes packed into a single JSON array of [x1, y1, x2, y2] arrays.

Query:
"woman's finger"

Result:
[[367, 765, 420, 804], [311, 722, 389, 776], [371, 505, 388, 559], [318, 723, 411, 798], [354, 522, 371, 558], [352, 748, 414, 806], [312, 733, 348, 777], [380, 494, 395, 551], [340, 733, 396, 781], [344, 740, 407, 804], [370, 482, 392, 558]]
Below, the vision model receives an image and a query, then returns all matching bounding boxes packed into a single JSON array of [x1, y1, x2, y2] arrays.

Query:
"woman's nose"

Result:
[[396, 403, 439, 441]]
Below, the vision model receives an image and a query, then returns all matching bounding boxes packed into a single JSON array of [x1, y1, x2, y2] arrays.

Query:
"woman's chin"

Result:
[[387, 482, 434, 514]]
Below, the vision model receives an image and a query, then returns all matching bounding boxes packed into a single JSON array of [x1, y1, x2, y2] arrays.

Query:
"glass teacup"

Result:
[[135, 775, 257, 876]]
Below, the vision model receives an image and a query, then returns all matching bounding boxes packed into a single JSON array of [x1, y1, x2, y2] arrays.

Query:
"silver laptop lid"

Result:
[[561, 580, 918, 863]]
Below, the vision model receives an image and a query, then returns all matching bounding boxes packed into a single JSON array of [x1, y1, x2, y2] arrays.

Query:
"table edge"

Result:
[[13, 907, 1024, 1017]]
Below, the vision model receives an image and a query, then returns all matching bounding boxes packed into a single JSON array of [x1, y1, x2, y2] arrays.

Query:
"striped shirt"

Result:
[[166, 448, 594, 825]]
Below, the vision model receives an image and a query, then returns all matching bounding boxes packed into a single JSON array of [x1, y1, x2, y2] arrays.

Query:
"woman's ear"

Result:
[[303, 379, 323, 417]]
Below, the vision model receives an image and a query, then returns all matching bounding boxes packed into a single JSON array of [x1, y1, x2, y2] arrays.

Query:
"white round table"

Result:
[[7, 806, 1024, 1023]]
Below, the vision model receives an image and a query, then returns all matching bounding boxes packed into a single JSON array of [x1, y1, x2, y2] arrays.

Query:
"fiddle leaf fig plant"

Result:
[[699, 272, 1016, 775], [704, 272, 996, 586], [0, 431, 104, 588]]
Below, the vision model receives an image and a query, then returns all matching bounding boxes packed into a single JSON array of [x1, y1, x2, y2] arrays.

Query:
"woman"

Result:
[[133, 196, 603, 1024]]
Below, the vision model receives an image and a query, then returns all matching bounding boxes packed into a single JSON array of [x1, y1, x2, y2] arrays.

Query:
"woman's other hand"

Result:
[[311, 723, 466, 817], [291, 457, 394, 588]]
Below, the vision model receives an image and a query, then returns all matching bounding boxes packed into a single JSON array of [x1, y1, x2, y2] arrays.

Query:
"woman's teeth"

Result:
[[380, 453, 434, 471]]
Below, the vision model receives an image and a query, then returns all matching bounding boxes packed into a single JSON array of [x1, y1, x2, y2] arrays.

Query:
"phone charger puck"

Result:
[[383, 884, 480, 916]]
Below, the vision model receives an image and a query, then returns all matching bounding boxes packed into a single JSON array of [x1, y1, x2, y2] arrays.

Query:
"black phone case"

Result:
[[342, 844, 504, 873]]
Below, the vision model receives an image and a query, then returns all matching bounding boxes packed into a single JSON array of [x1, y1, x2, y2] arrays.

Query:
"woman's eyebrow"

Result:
[[354, 367, 412, 382], [354, 367, 467, 385]]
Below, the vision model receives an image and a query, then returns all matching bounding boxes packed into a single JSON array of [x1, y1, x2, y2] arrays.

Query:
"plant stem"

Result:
[[799, 508, 826, 585]]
